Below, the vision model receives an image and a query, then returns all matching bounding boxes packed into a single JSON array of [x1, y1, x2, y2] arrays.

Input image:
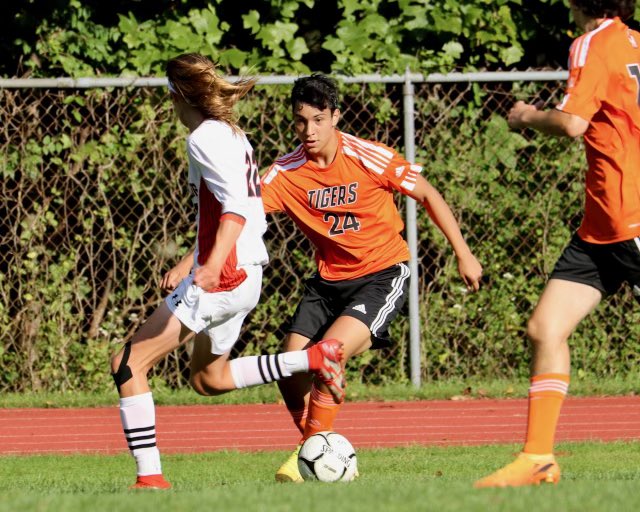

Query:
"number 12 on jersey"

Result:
[[324, 212, 361, 236], [245, 151, 261, 197]]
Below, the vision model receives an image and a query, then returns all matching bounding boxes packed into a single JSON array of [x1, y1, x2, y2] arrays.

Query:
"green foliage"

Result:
[[15, 0, 540, 77], [6, 0, 640, 77], [30, 0, 125, 77], [327, 0, 525, 74], [4, 78, 640, 392]]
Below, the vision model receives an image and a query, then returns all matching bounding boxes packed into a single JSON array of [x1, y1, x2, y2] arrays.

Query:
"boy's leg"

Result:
[[111, 301, 194, 489], [276, 316, 371, 482], [277, 333, 315, 433], [303, 315, 371, 433], [475, 279, 601, 488], [275, 263, 410, 482], [188, 331, 344, 397]]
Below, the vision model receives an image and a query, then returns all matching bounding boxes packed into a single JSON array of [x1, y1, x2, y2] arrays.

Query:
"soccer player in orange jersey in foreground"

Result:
[[260, 74, 483, 482], [475, 0, 640, 488]]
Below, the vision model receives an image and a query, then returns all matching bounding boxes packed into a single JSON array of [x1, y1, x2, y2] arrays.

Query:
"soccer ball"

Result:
[[297, 431, 357, 482]]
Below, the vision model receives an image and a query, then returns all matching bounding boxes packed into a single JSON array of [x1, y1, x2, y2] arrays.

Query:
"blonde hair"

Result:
[[166, 53, 256, 132]]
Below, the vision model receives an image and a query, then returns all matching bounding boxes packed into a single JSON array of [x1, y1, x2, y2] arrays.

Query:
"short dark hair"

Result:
[[572, 0, 636, 19], [290, 74, 340, 112]]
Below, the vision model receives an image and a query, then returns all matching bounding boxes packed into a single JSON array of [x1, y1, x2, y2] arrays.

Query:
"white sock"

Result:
[[229, 351, 309, 388], [119, 391, 162, 476]]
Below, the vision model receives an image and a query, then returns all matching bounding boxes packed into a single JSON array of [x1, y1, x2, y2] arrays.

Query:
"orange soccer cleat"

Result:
[[474, 452, 561, 488], [307, 339, 346, 403], [130, 474, 172, 490]]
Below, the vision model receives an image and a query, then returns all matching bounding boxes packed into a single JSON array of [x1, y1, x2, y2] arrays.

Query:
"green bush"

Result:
[[2, 80, 638, 393]]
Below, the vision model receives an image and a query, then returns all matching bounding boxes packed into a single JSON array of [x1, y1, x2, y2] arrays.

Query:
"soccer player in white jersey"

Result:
[[110, 53, 345, 489]]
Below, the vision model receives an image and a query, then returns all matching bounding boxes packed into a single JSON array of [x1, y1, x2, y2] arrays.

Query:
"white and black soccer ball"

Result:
[[297, 431, 357, 482]]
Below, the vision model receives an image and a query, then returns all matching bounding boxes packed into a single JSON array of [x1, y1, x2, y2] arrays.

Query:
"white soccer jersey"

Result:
[[186, 120, 268, 291]]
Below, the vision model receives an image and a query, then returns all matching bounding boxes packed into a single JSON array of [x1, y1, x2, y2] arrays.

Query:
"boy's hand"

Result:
[[457, 253, 483, 292], [161, 258, 193, 293], [194, 264, 222, 292]]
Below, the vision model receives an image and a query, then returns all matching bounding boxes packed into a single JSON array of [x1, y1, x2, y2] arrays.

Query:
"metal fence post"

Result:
[[403, 69, 421, 388]]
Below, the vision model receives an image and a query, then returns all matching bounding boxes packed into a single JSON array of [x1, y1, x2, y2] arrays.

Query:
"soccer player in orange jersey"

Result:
[[475, 0, 640, 488], [261, 74, 483, 482]]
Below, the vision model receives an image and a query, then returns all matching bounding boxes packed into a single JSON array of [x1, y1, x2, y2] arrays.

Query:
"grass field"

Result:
[[1, 442, 638, 512]]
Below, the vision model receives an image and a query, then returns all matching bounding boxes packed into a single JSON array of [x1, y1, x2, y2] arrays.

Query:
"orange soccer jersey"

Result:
[[260, 131, 421, 281], [557, 17, 640, 243]]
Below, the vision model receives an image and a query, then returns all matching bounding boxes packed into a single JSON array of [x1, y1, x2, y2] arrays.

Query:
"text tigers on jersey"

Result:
[[307, 182, 358, 209]]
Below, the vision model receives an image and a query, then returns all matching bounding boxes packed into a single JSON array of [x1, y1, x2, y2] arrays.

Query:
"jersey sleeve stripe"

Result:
[[276, 155, 308, 171], [341, 135, 396, 175], [220, 212, 247, 225], [570, 36, 584, 69], [401, 175, 418, 190], [263, 150, 308, 185], [262, 166, 278, 185], [556, 94, 570, 111], [574, 19, 614, 68], [276, 146, 306, 166], [342, 135, 395, 168], [399, 165, 421, 191], [342, 132, 394, 159], [348, 141, 393, 168], [343, 145, 386, 174]]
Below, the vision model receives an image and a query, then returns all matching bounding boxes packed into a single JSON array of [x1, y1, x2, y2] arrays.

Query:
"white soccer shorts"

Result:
[[165, 264, 262, 355]]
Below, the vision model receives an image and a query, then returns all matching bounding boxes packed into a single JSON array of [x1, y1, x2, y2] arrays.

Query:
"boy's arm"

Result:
[[408, 175, 483, 291], [508, 101, 589, 137], [193, 215, 245, 291]]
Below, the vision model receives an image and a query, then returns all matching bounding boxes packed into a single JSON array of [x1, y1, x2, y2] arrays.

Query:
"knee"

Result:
[[111, 343, 139, 392], [189, 371, 226, 397], [526, 316, 566, 346], [110, 343, 148, 381]]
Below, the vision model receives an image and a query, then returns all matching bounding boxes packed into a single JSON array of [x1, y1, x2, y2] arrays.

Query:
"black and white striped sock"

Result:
[[119, 391, 162, 476], [229, 351, 309, 388]]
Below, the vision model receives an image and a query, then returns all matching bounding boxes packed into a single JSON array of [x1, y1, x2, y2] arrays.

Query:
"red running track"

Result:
[[0, 397, 638, 456]]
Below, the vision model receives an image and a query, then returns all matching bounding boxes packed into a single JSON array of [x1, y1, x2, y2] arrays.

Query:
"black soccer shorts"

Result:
[[550, 233, 640, 300], [287, 262, 411, 348]]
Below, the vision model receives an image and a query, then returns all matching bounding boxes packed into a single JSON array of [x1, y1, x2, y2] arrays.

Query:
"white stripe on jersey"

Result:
[[342, 132, 394, 159], [573, 19, 614, 68], [341, 132, 394, 175], [263, 147, 308, 184], [557, 95, 570, 111], [571, 36, 583, 69], [400, 178, 417, 190], [370, 263, 410, 336], [342, 145, 386, 174], [275, 146, 306, 167], [400, 164, 422, 191]]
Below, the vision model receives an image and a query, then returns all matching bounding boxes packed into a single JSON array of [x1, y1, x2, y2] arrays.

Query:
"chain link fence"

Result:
[[2, 73, 639, 393]]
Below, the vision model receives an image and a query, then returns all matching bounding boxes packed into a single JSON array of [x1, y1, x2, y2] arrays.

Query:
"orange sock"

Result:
[[523, 373, 569, 455], [289, 406, 307, 435], [302, 385, 342, 440]]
